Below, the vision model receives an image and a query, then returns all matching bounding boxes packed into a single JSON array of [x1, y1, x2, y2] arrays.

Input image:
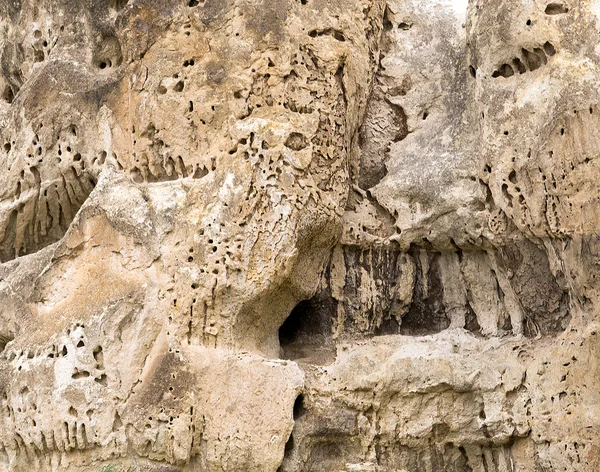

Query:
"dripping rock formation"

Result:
[[0, 0, 599, 470]]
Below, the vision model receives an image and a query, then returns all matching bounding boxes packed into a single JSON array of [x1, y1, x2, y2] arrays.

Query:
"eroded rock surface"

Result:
[[0, 0, 599, 471]]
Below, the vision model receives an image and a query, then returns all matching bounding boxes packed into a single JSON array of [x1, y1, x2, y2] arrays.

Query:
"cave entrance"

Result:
[[278, 297, 336, 364]]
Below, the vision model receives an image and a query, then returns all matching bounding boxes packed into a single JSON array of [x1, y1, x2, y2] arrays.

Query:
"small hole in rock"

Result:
[[2, 85, 14, 104], [285, 132, 308, 151], [493, 64, 514, 78], [93, 346, 104, 366], [543, 41, 557, 56], [0, 332, 14, 353], [522, 48, 543, 71], [95, 374, 108, 386], [72, 370, 90, 379], [293, 394, 305, 419], [383, 8, 393, 31], [545, 3, 568, 14], [513, 57, 527, 74]]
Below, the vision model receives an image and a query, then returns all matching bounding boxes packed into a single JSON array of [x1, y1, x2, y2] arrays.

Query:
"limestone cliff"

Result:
[[0, 0, 599, 471]]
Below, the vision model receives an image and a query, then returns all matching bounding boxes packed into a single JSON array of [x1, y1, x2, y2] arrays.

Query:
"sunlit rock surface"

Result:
[[0, 0, 599, 471]]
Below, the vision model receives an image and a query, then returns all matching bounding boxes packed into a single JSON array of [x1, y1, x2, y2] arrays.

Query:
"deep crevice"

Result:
[[293, 394, 305, 420]]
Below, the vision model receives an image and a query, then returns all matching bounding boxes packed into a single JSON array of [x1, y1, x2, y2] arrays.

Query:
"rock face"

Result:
[[0, 0, 599, 471]]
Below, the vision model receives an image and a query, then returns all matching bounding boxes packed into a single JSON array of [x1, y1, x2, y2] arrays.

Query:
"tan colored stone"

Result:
[[1, 0, 600, 471]]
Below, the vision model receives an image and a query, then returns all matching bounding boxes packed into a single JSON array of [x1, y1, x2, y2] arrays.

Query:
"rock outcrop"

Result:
[[0, 0, 599, 471]]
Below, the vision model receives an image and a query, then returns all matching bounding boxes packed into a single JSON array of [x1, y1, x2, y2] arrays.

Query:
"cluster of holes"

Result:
[[186, 221, 245, 284], [543, 107, 600, 233], [125, 34, 352, 347], [2, 22, 68, 112], [30, 28, 52, 64], [55, 325, 108, 386], [308, 28, 346, 42], [382, 7, 412, 31], [489, 207, 509, 234], [120, 55, 225, 184], [126, 121, 210, 184], [492, 42, 556, 78], [521, 354, 582, 431], [134, 402, 197, 460], [0, 123, 100, 262], [241, 47, 326, 119], [93, 36, 123, 71], [69, 342, 107, 386], [503, 106, 598, 236], [176, 42, 353, 338], [0, 323, 120, 455]]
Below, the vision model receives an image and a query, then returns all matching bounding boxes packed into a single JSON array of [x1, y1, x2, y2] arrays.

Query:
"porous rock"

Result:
[[0, 0, 599, 471]]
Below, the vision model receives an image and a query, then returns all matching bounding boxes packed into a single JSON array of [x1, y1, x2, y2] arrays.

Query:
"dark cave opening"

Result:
[[279, 300, 310, 348], [278, 298, 335, 363]]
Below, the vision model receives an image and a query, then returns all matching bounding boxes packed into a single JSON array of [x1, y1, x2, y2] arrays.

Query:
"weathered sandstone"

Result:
[[0, 0, 599, 471]]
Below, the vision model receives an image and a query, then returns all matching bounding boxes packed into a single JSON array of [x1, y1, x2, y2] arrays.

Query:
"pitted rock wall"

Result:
[[0, 1, 599, 471]]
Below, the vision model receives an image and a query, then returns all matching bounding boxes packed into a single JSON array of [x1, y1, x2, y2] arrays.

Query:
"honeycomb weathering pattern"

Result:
[[0, 0, 599, 471]]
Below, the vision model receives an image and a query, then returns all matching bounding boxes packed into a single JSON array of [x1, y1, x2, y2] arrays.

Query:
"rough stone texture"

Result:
[[0, 0, 599, 471]]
